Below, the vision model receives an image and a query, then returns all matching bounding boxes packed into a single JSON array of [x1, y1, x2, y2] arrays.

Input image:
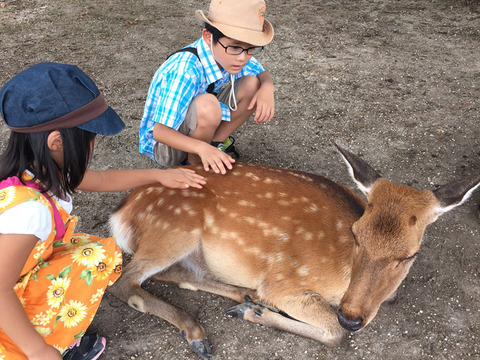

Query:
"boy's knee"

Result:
[[238, 75, 261, 98], [196, 94, 222, 127]]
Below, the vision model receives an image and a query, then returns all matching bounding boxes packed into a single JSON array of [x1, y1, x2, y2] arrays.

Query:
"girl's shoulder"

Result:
[[0, 182, 53, 215]]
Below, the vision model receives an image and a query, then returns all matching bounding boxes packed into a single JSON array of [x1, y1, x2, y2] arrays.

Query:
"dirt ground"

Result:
[[1, 0, 479, 359]]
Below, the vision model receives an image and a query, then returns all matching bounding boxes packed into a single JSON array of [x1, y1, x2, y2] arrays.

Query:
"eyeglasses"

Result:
[[217, 39, 264, 56]]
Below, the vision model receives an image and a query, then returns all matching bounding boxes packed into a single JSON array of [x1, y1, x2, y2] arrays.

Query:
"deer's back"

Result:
[[116, 163, 365, 300]]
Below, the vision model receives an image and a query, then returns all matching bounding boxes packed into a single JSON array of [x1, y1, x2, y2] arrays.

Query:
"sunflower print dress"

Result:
[[0, 174, 122, 359]]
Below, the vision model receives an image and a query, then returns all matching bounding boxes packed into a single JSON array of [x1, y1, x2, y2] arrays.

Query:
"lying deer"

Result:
[[108, 144, 480, 358]]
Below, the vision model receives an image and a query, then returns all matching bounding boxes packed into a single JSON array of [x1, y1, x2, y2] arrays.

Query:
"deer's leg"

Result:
[[151, 263, 257, 303], [227, 292, 347, 347], [108, 255, 212, 359]]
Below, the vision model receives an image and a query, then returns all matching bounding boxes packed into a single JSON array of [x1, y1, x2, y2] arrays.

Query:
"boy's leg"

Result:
[[187, 93, 222, 165], [153, 94, 221, 166], [213, 75, 260, 142]]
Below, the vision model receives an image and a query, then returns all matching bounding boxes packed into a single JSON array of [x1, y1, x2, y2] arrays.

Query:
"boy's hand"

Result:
[[248, 84, 275, 124], [198, 143, 235, 175], [159, 168, 206, 189]]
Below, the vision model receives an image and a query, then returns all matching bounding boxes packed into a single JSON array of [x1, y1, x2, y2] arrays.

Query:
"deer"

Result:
[[108, 144, 480, 358]]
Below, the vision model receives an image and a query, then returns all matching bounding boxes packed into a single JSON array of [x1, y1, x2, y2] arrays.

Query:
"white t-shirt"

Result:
[[0, 187, 72, 242]]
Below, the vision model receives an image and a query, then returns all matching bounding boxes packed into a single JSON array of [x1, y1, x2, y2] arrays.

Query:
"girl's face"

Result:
[[203, 30, 254, 75]]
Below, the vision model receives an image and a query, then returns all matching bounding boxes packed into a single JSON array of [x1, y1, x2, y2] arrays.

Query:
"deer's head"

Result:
[[334, 144, 480, 332]]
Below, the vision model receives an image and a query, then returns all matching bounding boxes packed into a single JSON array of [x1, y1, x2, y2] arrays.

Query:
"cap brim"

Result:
[[195, 10, 274, 46], [77, 106, 125, 136]]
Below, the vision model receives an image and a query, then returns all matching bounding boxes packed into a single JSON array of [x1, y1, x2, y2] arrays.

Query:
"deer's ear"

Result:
[[433, 175, 480, 214], [335, 143, 381, 197]]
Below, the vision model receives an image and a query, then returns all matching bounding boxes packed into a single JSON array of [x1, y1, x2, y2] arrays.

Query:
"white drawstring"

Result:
[[210, 34, 238, 112], [228, 74, 237, 111]]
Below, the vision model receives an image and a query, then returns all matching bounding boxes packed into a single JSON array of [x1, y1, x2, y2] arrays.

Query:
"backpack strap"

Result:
[[167, 47, 216, 94]]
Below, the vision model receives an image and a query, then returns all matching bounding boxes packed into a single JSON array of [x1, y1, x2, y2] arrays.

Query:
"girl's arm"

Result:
[[77, 167, 206, 193], [0, 234, 62, 360]]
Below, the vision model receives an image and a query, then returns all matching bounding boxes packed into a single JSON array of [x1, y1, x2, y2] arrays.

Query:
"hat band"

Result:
[[8, 93, 109, 133]]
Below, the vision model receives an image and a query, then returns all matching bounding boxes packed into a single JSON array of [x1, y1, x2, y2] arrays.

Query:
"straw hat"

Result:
[[195, 0, 274, 46]]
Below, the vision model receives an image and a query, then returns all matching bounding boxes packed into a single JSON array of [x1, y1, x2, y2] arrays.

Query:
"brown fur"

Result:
[[108, 149, 480, 358]]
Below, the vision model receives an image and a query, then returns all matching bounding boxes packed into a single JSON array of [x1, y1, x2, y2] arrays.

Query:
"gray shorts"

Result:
[[153, 78, 242, 167]]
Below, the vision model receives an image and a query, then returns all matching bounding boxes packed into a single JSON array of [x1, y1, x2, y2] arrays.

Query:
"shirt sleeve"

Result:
[[0, 201, 52, 242], [152, 70, 197, 130], [238, 57, 265, 78]]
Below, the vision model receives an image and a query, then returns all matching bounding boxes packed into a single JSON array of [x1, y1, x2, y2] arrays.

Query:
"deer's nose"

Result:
[[337, 309, 363, 331]]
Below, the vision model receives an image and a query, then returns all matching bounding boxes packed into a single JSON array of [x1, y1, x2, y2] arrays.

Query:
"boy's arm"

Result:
[[77, 167, 206, 192], [0, 234, 63, 359], [249, 71, 275, 124], [153, 123, 234, 174]]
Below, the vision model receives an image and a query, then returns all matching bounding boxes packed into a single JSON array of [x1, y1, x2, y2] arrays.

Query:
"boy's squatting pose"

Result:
[[139, 0, 275, 174]]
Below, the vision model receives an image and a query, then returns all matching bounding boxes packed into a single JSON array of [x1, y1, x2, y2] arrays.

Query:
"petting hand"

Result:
[[159, 168, 206, 189], [198, 143, 235, 175], [248, 86, 275, 124]]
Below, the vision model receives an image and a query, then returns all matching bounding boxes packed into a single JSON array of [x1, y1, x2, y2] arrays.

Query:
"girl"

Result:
[[0, 62, 206, 360]]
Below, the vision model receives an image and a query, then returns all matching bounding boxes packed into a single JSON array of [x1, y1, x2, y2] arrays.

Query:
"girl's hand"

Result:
[[28, 344, 62, 360], [159, 168, 207, 189], [198, 143, 235, 175]]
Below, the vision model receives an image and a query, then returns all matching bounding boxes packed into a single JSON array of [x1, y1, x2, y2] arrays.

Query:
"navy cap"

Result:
[[0, 62, 125, 135]]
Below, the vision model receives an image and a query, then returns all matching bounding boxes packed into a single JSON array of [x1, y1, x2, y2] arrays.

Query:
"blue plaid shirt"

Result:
[[139, 37, 265, 160]]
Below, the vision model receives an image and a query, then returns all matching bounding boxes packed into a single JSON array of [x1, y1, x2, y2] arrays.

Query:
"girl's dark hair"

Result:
[[204, 23, 225, 44], [0, 127, 96, 198]]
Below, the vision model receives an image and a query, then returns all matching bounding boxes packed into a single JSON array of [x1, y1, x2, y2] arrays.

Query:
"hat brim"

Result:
[[195, 10, 274, 47], [77, 106, 125, 136]]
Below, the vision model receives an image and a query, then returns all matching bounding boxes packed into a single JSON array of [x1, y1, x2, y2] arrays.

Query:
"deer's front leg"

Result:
[[227, 292, 348, 347]]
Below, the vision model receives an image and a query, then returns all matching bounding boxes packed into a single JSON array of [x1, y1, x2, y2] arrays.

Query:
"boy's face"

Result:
[[203, 30, 256, 75]]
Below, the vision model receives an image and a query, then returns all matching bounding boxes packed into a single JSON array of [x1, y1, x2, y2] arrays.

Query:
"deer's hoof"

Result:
[[227, 301, 264, 319], [189, 339, 212, 359]]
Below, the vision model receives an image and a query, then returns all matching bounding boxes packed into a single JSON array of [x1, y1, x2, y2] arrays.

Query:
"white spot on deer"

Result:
[[278, 199, 290, 206], [245, 247, 261, 256], [232, 171, 241, 176], [167, 190, 176, 196], [146, 204, 154, 213], [275, 274, 285, 281], [317, 230, 325, 239], [298, 265, 310, 276], [264, 177, 273, 184], [265, 192, 273, 199], [155, 187, 165, 194], [174, 208, 182, 215], [145, 187, 155, 194], [340, 235, 350, 243], [244, 216, 255, 225], [156, 198, 164, 206], [304, 231, 313, 241], [205, 213, 214, 228], [238, 200, 254, 207], [245, 172, 261, 181], [278, 192, 287, 197], [336, 220, 344, 230], [275, 253, 285, 262], [278, 233, 290, 243], [134, 191, 144, 201], [308, 204, 318, 212]]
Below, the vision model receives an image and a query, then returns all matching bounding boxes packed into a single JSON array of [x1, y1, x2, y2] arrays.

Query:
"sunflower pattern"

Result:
[[0, 176, 122, 359]]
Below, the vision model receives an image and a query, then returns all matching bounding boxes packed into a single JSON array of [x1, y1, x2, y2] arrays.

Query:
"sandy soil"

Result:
[[1, 0, 479, 359]]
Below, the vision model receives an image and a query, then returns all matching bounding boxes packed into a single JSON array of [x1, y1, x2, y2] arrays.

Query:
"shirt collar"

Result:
[[195, 37, 225, 84]]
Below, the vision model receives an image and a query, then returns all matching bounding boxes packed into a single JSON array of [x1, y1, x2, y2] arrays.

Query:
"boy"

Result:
[[139, 0, 275, 174]]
